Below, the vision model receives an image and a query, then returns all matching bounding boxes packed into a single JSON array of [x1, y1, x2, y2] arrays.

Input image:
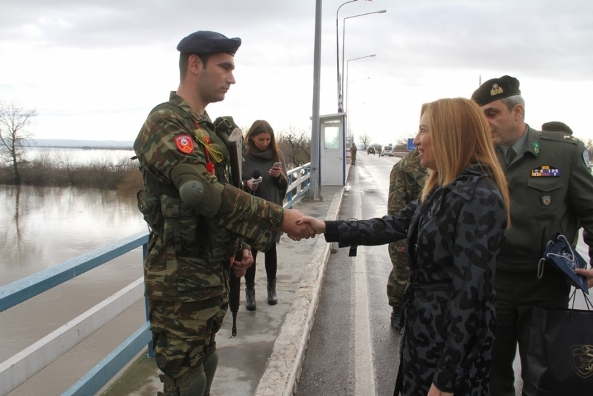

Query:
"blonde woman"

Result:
[[298, 98, 510, 396]]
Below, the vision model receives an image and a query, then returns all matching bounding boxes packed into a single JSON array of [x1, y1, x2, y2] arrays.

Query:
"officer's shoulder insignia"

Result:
[[584, 149, 591, 170], [541, 131, 579, 144], [531, 166, 561, 177], [175, 135, 194, 154]]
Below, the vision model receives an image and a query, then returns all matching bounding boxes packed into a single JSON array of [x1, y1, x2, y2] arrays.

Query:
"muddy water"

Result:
[[0, 185, 147, 395]]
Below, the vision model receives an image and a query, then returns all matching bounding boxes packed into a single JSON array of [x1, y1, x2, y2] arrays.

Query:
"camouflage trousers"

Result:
[[149, 296, 228, 390], [387, 241, 410, 308]]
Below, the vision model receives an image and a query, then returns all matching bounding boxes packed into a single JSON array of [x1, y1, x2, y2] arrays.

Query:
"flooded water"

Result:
[[0, 184, 148, 395]]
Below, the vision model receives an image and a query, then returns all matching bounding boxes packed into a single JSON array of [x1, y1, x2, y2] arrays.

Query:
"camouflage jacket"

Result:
[[134, 92, 283, 302], [324, 164, 507, 394], [387, 149, 428, 260]]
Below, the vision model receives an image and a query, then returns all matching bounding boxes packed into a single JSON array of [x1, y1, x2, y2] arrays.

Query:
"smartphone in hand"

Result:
[[272, 162, 282, 169]]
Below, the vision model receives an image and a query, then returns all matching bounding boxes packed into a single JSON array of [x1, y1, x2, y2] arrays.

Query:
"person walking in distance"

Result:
[[386, 149, 427, 330], [133, 30, 314, 396], [243, 120, 288, 309], [471, 75, 593, 396]]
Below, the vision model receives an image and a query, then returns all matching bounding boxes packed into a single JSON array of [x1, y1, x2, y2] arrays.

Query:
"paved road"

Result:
[[298, 153, 400, 395]]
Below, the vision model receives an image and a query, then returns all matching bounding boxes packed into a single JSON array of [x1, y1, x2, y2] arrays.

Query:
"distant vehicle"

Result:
[[380, 145, 394, 157], [367, 146, 375, 155]]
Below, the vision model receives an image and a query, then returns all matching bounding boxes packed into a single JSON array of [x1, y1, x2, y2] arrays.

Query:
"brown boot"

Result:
[[245, 283, 256, 311], [267, 278, 278, 305]]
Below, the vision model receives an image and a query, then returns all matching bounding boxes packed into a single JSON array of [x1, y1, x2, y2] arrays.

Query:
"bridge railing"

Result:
[[0, 162, 310, 396]]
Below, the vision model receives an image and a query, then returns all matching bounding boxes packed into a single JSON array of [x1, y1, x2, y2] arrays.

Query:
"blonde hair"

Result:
[[245, 120, 287, 181], [419, 98, 511, 227]]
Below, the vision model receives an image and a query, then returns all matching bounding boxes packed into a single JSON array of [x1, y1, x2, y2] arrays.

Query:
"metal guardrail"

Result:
[[0, 163, 310, 396]]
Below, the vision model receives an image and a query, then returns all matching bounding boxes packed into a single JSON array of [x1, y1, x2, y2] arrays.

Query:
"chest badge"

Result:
[[531, 166, 560, 177], [175, 135, 194, 154], [541, 195, 552, 207]]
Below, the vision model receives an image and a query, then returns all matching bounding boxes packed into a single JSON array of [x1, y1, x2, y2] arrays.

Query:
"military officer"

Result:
[[134, 30, 314, 396], [471, 75, 593, 396]]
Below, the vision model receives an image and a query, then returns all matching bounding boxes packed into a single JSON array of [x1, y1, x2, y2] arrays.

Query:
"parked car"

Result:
[[367, 146, 375, 155], [380, 146, 394, 157]]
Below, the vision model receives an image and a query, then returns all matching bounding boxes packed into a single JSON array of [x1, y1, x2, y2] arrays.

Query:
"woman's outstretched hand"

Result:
[[296, 216, 326, 235]]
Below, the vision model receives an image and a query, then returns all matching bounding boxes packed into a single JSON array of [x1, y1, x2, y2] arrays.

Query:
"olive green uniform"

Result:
[[134, 92, 282, 395], [491, 126, 593, 396], [350, 144, 357, 165], [386, 149, 427, 308]]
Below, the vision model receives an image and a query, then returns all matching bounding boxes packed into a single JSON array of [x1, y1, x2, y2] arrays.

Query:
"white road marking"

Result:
[[352, 167, 377, 396]]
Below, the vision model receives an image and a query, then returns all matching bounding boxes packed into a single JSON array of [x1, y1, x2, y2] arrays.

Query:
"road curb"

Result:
[[254, 186, 345, 396]]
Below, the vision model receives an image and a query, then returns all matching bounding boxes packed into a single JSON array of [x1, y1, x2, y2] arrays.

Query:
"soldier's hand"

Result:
[[296, 216, 326, 235], [230, 248, 253, 277], [281, 209, 316, 240]]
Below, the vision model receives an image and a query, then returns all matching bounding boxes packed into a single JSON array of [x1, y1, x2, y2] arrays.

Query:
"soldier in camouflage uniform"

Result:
[[386, 149, 427, 330], [134, 31, 314, 396]]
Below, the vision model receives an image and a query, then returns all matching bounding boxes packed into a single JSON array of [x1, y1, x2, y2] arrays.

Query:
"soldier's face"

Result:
[[196, 52, 236, 104], [481, 100, 523, 147], [414, 112, 436, 170]]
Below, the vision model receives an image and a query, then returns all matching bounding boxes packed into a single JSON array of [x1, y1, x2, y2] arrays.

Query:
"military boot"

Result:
[[245, 283, 256, 311], [267, 277, 278, 305]]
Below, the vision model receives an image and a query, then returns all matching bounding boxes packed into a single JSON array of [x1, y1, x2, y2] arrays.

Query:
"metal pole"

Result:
[[336, 1, 358, 113], [341, 10, 386, 110], [308, 0, 322, 200]]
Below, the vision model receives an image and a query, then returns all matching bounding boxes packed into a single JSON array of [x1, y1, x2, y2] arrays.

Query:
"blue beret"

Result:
[[471, 75, 521, 106], [177, 31, 241, 56]]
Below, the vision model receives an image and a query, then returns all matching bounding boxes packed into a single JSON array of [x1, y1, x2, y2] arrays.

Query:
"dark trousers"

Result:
[[490, 268, 570, 396], [244, 244, 278, 284]]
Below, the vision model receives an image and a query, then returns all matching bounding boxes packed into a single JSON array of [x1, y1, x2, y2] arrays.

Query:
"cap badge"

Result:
[[175, 135, 194, 154], [490, 83, 504, 96]]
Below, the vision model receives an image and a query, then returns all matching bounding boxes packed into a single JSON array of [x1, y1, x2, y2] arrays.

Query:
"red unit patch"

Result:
[[175, 135, 194, 154]]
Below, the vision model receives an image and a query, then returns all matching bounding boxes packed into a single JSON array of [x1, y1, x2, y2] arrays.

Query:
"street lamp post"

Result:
[[346, 55, 374, 147], [345, 54, 375, 114], [336, 0, 358, 113], [341, 9, 386, 110]]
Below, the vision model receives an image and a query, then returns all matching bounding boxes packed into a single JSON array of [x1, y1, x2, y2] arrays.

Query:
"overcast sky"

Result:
[[1, 0, 592, 146]]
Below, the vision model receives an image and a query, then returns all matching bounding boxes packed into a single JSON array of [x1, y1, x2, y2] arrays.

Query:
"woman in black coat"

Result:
[[297, 98, 511, 396], [242, 120, 288, 310]]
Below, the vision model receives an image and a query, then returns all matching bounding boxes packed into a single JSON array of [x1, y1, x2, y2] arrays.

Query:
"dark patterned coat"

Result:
[[324, 164, 507, 395]]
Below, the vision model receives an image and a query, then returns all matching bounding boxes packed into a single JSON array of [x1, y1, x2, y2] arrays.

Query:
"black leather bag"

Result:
[[538, 233, 588, 294], [523, 291, 593, 395]]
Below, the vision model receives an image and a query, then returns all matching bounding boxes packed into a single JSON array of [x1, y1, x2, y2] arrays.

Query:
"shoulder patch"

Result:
[[175, 135, 194, 154], [584, 149, 591, 170]]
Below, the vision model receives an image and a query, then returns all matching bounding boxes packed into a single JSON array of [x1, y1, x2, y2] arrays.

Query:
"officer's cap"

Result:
[[542, 121, 573, 136], [471, 75, 521, 106], [177, 31, 241, 56]]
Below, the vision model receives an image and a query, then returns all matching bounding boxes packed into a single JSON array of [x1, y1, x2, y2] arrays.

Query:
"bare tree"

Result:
[[359, 132, 372, 148], [277, 125, 311, 167], [0, 102, 37, 184]]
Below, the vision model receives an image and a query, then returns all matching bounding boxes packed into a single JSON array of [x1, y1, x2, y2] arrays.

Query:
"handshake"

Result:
[[280, 209, 327, 240]]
